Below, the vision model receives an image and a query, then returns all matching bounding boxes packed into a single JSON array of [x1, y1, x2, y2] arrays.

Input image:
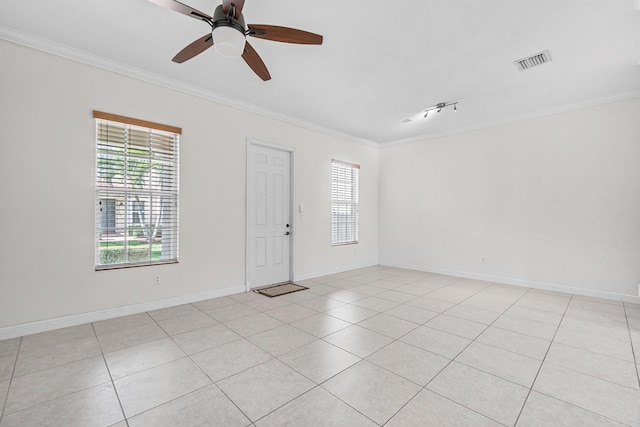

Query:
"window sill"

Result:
[[331, 241, 359, 247], [95, 260, 178, 271]]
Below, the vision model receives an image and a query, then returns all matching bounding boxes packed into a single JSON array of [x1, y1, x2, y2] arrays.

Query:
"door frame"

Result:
[[245, 138, 296, 292]]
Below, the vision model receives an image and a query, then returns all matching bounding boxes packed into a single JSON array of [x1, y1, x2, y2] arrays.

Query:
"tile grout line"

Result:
[[149, 308, 255, 425], [308, 278, 440, 362], [380, 285, 568, 424], [2, 267, 634, 425], [137, 306, 266, 424], [114, 282, 634, 424], [375, 279, 527, 426], [239, 292, 378, 413], [318, 383, 397, 427], [622, 303, 640, 389], [528, 389, 634, 427], [512, 292, 572, 426], [90, 322, 130, 427], [185, 308, 370, 427], [0, 362, 118, 420], [235, 274, 441, 426], [414, 389, 509, 427], [127, 310, 243, 421], [0, 336, 22, 424], [409, 281, 536, 426], [532, 303, 640, 391], [255, 382, 382, 426], [2, 333, 101, 379]]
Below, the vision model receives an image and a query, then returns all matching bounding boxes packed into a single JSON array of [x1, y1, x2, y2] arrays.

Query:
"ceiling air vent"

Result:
[[514, 50, 552, 71]]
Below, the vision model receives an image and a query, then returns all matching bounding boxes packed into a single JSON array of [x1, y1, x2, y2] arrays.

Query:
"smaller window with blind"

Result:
[[94, 111, 181, 270], [331, 159, 360, 245]]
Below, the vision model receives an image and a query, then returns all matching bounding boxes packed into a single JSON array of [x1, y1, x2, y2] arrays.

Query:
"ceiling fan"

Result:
[[148, 0, 323, 81]]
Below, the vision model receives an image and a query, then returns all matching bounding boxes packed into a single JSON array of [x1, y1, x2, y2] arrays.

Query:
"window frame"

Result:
[[93, 110, 181, 270], [331, 159, 360, 246]]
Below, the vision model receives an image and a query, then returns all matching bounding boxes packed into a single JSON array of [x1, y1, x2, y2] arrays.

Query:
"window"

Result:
[[94, 111, 180, 269], [129, 199, 145, 224], [331, 159, 359, 245], [100, 198, 116, 233]]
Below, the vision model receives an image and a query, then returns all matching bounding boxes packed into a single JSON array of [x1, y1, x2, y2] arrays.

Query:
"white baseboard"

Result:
[[381, 261, 640, 304], [5, 262, 637, 340], [294, 262, 379, 282], [0, 285, 246, 341], [0, 261, 377, 340]]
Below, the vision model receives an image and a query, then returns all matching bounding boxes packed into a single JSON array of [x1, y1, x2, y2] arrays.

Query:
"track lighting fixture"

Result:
[[422, 101, 458, 117], [410, 101, 459, 123]]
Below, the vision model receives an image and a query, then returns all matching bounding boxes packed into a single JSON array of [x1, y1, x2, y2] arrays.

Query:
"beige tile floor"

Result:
[[0, 266, 639, 426]]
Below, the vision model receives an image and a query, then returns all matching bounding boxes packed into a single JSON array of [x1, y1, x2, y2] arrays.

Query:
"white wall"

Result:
[[0, 40, 379, 329], [2, 38, 639, 333], [380, 97, 640, 297]]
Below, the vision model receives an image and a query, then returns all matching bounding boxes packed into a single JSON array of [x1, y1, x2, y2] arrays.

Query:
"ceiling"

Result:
[[1, 0, 639, 145]]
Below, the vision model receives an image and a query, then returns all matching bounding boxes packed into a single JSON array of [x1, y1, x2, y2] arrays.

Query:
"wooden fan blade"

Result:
[[242, 41, 271, 81], [172, 34, 214, 63], [247, 25, 323, 45], [222, 0, 245, 19], [148, 0, 212, 22]]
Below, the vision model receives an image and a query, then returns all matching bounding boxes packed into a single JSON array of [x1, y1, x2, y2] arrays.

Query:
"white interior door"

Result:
[[247, 143, 292, 289]]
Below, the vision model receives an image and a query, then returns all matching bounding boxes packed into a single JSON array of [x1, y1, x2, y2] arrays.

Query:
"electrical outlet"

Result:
[[154, 275, 161, 285], [481, 257, 487, 264]]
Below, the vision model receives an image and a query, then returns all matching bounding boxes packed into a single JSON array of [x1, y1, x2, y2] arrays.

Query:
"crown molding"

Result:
[[381, 90, 640, 148], [0, 26, 379, 149], [3, 26, 639, 151]]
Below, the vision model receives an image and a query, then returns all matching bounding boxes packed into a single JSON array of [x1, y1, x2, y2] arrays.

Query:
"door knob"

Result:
[[284, 231, 290, 236]]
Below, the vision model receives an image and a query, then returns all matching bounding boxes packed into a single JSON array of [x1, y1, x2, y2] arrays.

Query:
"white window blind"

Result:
[[94, 111, 180, 269], [331, 159, 360, 245]]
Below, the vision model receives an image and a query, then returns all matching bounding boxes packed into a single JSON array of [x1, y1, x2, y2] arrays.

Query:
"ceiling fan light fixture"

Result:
[[152, 0, 322, 80], [212, 26, 246, 58], [210, 4, 246, 58]]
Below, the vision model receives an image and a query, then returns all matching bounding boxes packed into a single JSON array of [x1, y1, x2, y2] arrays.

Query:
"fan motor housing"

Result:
[[212, 4, 246, 33]]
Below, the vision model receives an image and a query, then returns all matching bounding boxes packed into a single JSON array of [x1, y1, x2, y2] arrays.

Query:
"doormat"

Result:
[[254, 283, 309, 298]]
